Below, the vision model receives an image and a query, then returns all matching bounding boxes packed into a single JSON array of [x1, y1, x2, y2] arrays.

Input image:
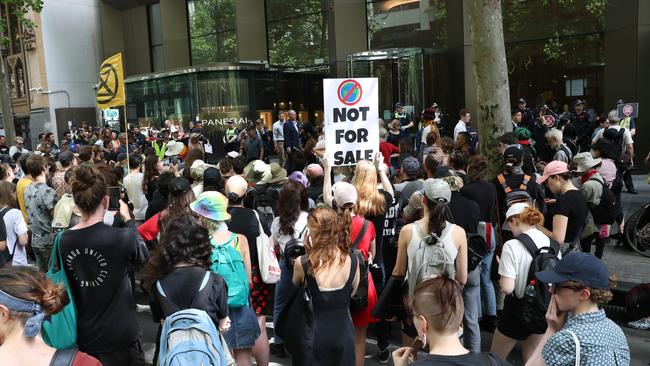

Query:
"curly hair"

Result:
[[278, 180, 308, 236], [306, 207, 349, 275], [563, 280, 613, 305], [142, 215, 213, 290]]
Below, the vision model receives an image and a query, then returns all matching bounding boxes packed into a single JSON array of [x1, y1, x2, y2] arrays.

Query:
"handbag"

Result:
[[42, 231, 78, 349], [276, 256, 314, 366], [253, 211, 281, 284]]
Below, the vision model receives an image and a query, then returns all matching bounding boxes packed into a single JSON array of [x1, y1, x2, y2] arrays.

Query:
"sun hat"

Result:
[[288, 171, 309, 188], [573, 152, 602, 173], [190, 159, 207, 180], [225, 175, 248, 199], [269, 163, 288, 183], [423, 178, 451, 203], [537, 160, 570, 184], [190, 191, 231, 222], [505, 202, 530, 221], [164, 140, 185, 156], [535, 252, 610, 289], [243, 160, 272, 184], [332, 182, 357, 207]]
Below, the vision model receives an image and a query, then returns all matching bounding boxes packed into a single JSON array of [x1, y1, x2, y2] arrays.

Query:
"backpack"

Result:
[[350, 219, 370, 313], [467, 233, 488, 272], [587, 178, 617, 225], [497, 174, 533, 208], [411, 225, 456, 290], [283, 226, 308, 269], [251, 186, 277, 232], [517, 233, 561, 332], [210, 234, 249, 308], [0, 207, 17, 267], [467, 126, 479, 153], [157, 272, 228, 366], [603, 127, 630, 168], [624, 283, 650, 322]]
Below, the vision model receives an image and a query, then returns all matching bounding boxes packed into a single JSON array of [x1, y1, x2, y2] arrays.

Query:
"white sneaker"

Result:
[[627, 318, 650, 330]]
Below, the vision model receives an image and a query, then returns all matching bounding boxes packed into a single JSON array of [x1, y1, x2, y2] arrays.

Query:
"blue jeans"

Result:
[[462, 268, 481, 352], [272, 259, 293, 345], [478, 232, 497, 318]]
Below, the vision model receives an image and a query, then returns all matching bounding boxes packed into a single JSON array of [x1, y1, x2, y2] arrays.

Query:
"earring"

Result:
[[420, 333, 427, 347]]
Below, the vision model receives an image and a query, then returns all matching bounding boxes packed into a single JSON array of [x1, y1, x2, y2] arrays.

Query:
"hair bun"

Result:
[[41, 282, 69, 315], [71, 165, 96, 191]]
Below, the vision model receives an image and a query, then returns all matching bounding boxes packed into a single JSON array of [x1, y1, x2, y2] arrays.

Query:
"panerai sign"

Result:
[[201, 117, 250, 126], [324, 78, 379, 166]]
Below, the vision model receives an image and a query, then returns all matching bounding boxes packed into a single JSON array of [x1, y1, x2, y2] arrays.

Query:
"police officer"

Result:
[[431, 102, 450, 137], [571, 99, 592, 151], [394, 102, 413, 132], [515, 97, 535, 128]]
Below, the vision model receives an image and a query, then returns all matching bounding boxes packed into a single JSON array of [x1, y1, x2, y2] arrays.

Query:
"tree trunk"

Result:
[[0, 52, 17, 146], [467, 0, 511, 178]]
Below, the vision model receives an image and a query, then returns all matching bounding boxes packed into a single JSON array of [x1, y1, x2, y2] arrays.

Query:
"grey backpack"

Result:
[[408, 224, 456, 296]]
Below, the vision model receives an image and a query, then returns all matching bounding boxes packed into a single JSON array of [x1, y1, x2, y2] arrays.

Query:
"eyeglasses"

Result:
[[551, 283, 585, 294]]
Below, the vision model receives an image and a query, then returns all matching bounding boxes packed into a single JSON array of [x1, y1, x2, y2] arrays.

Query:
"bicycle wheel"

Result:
[[625, 207, 650, 258]]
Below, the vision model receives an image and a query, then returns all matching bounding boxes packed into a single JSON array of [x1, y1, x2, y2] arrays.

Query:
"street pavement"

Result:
[[136, 175, 650, 365]]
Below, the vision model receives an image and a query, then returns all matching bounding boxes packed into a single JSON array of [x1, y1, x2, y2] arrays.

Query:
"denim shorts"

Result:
[[223, 305, 261, 350]]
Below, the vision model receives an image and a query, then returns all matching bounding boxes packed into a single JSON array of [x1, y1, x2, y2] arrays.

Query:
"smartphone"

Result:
[[108, 186, 121, 210]]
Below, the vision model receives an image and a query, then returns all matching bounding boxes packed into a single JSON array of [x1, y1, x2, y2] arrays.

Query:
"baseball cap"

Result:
[[288, 171, 309, 188], [503, 145, 523, 162], [168, 177, 192, 197], [304, 164, 324, 179], [332, 182, 358, 207], [538, 161, 570, 184], [190, 191, 231, 222], [516, 97, 526, 104], [203, 167, 222, 187], [574, 99, 585, 106], [505, 202, 530, 220], [394, 102, 403, 108], [431, 102, 440, 109], [535, 252, 610, 289], [225, 175, 248, 199], [423, 178, 451, 203], [402, 156, 421, 177]]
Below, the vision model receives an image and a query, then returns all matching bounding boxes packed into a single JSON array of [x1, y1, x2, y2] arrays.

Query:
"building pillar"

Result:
[[327, 0, 368, 77], [236, 0, 268, 62], [445, 0, 476, 121], [160, 0, 190, 70], [604, 0, 650, 169]]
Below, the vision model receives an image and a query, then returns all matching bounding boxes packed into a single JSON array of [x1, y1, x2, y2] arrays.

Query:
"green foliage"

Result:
[[188, 0, 237, 64], [0, 0, 44, 46]]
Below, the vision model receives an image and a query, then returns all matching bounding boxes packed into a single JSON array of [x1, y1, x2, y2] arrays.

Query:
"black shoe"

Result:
[[378, 348, 390, 364], [270, 343, 287, 358], [627, 189, 639, 194]]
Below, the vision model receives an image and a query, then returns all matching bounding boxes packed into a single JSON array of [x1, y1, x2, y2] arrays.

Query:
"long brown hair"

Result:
[[278, 180, 308, 235], [306, 207, 349, 275], [0, 181, 17, 208]]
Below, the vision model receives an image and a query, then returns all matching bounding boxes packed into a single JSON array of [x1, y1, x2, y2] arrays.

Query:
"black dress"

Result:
[[304, 255, 358, 366]]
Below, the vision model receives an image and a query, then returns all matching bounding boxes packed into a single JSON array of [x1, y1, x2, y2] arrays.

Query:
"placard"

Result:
[[617, 103, 639, 119], [323, 78, 379, 166]]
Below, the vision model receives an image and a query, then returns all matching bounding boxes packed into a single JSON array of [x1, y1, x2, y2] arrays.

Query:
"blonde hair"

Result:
[[352, 160, 386, 217]]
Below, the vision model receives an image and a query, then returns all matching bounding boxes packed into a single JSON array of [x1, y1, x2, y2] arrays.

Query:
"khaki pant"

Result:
[[276, 141, 285, 167]]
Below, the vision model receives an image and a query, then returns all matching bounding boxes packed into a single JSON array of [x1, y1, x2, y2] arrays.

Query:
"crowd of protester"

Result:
[[0, 98, 644, 366]]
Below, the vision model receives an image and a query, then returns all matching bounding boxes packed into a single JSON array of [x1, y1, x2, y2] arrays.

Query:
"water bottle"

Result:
[[525, 279, 537, 298]]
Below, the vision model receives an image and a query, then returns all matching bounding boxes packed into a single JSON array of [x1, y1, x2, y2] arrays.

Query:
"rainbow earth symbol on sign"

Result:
[[337, 79, 363, 106]]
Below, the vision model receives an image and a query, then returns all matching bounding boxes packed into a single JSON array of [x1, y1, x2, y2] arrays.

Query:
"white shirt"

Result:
[[1, 207, 28, 265], [591, 125, 634, 146], [499, 227, 560, 298], [421, 125, 432, 144], [9, 146, 28, 156], [123, 172, 148, 221], [272, 120, 284, 142], [271, 211, 309, 252], [453, 120, 467, 141]]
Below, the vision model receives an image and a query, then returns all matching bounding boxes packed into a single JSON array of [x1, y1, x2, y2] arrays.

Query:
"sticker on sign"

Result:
[[104, 109, 120, 121], [324, 78, 379, 166]]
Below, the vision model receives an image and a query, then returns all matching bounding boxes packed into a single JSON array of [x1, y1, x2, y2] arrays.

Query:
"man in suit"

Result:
[[283, 109, 301, 173]]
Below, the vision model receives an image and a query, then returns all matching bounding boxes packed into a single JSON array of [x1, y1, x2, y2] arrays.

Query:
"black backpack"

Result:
[[251, 185, 277, 233], [497, 174, 534, 208], [467, 233, 488, 272], [625, 283, 650, 322], [283, 226, 308, 269], [603, 127, 630, 168], [0, 207, 16, 268], [587, 178, 617, 225], [517, 233, 560, 332], [350, 220, 370, 313]]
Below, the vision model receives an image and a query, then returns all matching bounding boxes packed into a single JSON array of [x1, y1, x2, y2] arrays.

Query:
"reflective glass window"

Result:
[[188, 0, 238, 64]]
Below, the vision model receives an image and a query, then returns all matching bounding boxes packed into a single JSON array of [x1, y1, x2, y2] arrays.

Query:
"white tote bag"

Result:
[[253, 211, 281, 284]]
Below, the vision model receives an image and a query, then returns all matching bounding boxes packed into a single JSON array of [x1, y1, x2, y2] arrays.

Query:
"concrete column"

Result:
[[99, 2, 125, 58], [604, 0, 650, 169], [327, 0, 369, 77], [160, 0, 190, 70], [123, 6, 151, 76], [445, 0, 476, 119], [236, 0, 268, 62]]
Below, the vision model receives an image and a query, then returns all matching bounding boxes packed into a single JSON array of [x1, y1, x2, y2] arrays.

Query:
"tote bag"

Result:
[[42, 231, 78, 349], [253, 211, 281, 284]]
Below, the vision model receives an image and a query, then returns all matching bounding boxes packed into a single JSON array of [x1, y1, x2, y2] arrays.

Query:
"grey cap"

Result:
[[423, 178, 451, 203]]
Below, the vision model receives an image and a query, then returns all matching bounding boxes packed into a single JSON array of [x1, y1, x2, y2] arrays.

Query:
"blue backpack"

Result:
[[157, 272, 227, 366], [210, 234, 249, 308]]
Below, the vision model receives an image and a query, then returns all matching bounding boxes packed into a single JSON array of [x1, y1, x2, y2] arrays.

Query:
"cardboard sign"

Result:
[[324, 78, 379, 166], [617, 103, 639, 119]]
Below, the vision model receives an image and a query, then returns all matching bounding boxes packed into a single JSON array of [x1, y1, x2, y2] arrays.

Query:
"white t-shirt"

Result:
[[421, 125, 432, 144], [123, 172, 148, 221], [591, 125, 633, 146], [499, 227, 559, 298], [1, 207, 28, 265], [272, 120, 284, 142], [453, 120, 467, 141], [271, 211, 309, 252]]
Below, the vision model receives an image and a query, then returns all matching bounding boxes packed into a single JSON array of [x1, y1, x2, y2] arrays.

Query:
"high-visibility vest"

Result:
[[152, 141, 167, 160]]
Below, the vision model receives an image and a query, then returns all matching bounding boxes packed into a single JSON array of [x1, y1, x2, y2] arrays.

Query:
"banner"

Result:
[[96, 53, 125, 109], [323, 78, 379, 166]]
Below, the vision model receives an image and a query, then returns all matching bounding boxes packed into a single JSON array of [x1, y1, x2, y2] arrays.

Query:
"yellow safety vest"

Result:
[[153, 141, 167, 160]]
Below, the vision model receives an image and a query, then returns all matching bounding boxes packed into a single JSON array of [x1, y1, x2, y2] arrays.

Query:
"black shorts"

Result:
[[497, 295, 547, 341]]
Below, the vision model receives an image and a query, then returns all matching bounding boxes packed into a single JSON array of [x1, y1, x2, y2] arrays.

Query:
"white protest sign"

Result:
[[324, 78, 379, 166]]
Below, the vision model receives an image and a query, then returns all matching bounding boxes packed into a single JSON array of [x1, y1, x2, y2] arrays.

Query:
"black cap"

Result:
[[503, 145, 523, 162], [516, 97, 526, 104], [168, 177, 192, 197], [574, 99, 585, 106], [395, 102, 403, 108], [203, 167, 222, 187], [536, 252, 610, 289], [431, 102, 440, 109]]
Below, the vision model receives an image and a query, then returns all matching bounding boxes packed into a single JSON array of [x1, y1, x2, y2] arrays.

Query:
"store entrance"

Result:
[[347, 48, 426, 122]]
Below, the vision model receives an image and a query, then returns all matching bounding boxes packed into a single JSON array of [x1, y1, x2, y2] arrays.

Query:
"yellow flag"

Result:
[[96, 53, 125, 108]]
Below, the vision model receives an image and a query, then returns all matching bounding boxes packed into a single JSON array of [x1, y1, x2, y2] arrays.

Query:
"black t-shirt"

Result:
[[145, 190, 167, 221], [492, 173, 546, 225], [146, 177, 159, 202], [60, 222, 148, 353], [227, 206, 260, 267], [461, 181, 496, 222], [412, 352, 511, 365], [150, 266, 228, 324], [307, 183, 323, 202], [365, 190, 393, 265], [553, 189, 589, 244]]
